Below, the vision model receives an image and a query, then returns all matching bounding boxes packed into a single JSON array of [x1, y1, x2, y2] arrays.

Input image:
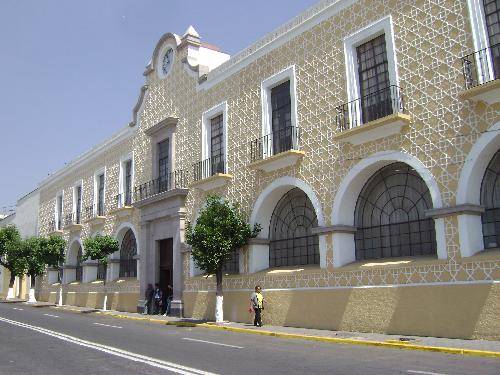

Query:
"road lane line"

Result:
[[93, 322, 122, 329], [43, 313, 59, 318], [182, 337, 244, 349], [0, 316, 217, 375], [12, 307, 24, 311], [407, 370, 447, 375]]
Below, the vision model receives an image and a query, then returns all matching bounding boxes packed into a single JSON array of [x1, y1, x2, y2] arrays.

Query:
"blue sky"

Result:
[[0, 0, 319, 212]]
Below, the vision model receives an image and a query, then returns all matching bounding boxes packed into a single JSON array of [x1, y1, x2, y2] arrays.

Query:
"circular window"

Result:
[[159, 47, 174, 78]]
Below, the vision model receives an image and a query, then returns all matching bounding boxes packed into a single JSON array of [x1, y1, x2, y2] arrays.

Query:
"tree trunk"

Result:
[[28, 274, 37, 303], [102, 278, 108, 311], [215, 269, 223, 323], [6, 272, 15, 299]]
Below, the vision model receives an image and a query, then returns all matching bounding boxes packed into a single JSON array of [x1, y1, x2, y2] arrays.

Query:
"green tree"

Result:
[[82, 235, 119, 310], [186, 195, 260, 322], [23, 235, 66, 302], [0, 225, 26, 298]]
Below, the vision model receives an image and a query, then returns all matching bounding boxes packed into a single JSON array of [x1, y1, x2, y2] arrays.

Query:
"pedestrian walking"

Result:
[[163, 284, 173, 316], [153, 283, 163, 315], [144, 283, 153, 315], [250, 285, 264, 327]]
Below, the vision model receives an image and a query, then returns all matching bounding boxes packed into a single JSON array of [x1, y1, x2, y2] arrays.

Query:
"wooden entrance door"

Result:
[[158, 239, 173, 298]]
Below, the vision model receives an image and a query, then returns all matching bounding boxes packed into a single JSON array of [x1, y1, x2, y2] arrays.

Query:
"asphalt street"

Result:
[[0, 303, 498, 375]]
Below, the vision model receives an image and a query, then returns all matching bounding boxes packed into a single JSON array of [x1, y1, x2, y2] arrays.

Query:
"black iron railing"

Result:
[[64, 211, 81, 227], [250, 126, 300, 162], [462, 43, 500, 89], [133, 170, 188, 202], [192, 155, 226, 182], [75, 264, 83, 282], [113, 192, 132, 210], [84, 204, 105, 221], [335, 85, 405, 132], [50, 218, 62, 232], [97, 261, 107, 280], [119, 259, 137, 278]]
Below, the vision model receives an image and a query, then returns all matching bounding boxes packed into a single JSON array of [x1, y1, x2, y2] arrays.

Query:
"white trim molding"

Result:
[[343, 15, 399, 126], [249, 176, 326, 271], [261, 66, 298, 139], [457, 122, 500, 257], [201, 101, 228, 169], [331, 151, 446, 267]]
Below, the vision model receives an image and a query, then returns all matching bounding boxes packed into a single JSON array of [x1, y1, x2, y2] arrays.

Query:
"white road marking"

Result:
[[12, 307, 24, 311], [407, 370, 447, 375], [182, 337, 244, 349], [43, 313, 59, 318], [93, 322, 122, 329], [0, 315, 217, 375]]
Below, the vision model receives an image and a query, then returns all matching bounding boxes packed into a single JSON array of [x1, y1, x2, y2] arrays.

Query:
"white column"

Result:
[[82, 261, 98, 283], [107, 260, 120, 281], [332, 232, 356, 268], [248, 242, 269, 273], [458, 213, 484, 257]]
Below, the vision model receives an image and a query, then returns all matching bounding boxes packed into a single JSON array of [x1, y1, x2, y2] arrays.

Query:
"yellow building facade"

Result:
[[37, 0, 499, 339]]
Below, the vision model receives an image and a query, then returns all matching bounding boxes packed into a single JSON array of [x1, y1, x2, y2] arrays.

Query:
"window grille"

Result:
[[210, 114, 225, 175], [76, 186, 82, 223], [271, 81, 292, 155], [75, 245, 83, 282], [158, 139, 170, 193], [97, 174, 105, 216], [481, 149, 500, 249], [269, 188, 319, 267], [354, 162, 437, 260], [124, 160, 132, 205], [119, 229, 137, 278], [357, 34, 391, 123]]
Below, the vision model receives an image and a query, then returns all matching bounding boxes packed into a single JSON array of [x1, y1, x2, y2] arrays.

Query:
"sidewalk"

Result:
[[87, 309, 500, 358]]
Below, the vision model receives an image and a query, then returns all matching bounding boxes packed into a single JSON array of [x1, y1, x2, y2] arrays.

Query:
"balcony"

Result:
[[108, 192, 134, 218], [460, 43, 500, 105], [248, 126, 304, 172], [133, 170, 189, 207], [334, 85, 411, 145], [48, 219, 63, 236], [83, 205, 106, 227], [64, 212, 83, 232], [190, 155, 232, 191]]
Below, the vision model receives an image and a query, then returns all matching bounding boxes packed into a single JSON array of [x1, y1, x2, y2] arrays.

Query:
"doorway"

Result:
[[158, 239, 173, 298]]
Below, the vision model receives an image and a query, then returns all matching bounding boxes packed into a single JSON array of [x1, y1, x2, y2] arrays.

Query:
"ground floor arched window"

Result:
[[119, 229, 137, 278], [481, 149, 500, 249], [269, 188, 319, 267], [354, 162, 436, 260]]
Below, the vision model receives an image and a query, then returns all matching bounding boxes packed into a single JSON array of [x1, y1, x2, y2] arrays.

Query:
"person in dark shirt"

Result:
[[144, 283, 153, 315]]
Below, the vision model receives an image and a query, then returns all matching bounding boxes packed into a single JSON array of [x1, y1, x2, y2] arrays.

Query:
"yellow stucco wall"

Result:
[[184, 282, 500, 340]]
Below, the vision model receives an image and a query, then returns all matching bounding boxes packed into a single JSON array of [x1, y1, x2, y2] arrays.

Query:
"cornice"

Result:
[[199, 0, 355, 90], [128, 85, 149, 128]]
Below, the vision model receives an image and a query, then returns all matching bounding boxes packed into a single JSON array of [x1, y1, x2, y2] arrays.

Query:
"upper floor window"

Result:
[[210, 114, 225, 175], [96, 173, 105, 216], [158, 139, 170, 191], [484, 0, 500, 47], [118, 157, 133, 208], [341, 16, 401, 129], [124, 160, 132, 205], [74, 185, 82, 224], [55, 193, 63, 230]]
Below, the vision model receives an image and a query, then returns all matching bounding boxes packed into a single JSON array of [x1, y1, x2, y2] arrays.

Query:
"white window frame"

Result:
[[201, 101, 228, 176], [466, 0, 495, 84], [54, 191, 64, 230], [72, 181, 83, 222], [93, 167, 106, 216], [343, 15, 399, 128], [119, 153, 134, 207], [260, 66, 298, 158]]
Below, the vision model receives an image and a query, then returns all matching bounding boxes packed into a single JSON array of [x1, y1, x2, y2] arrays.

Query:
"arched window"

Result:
[[75, 245, 83, 282], [354, 162, 436, 260], [269, 188, 319, 267], [119, 229, 137, 278], [481, 149, 500, 249]]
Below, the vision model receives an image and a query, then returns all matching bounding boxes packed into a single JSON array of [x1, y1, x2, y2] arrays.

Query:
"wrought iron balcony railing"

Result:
[[462, 43, 500, 89], [250, 126, 300, 163], [50, 218, 63, 232], [64, 211, 81, 227], [192, 155, 226, 182], [133, 170, 188, 202], [84, 204, 105, 221], [335, 85, 405, 132], [113, 191, 132, 210]]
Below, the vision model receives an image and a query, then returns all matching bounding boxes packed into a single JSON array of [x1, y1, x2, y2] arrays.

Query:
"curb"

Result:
[[95, 312, 500, 359]]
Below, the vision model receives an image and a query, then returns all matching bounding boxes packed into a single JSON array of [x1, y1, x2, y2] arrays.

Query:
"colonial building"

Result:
[[35, 0, 499, 339]]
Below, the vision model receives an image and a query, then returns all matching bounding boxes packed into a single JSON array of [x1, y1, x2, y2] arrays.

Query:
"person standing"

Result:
[[250, 285, 264, 327], [144, 283, 153, 315], [153, 283, 163, 315]]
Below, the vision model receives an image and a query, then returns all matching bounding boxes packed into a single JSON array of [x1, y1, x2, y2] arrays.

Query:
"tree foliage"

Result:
[[82, 235, 119, 266], [24, 235, 66, 277], [0, 225, 26, 280], [186, 195, 261, 276]]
